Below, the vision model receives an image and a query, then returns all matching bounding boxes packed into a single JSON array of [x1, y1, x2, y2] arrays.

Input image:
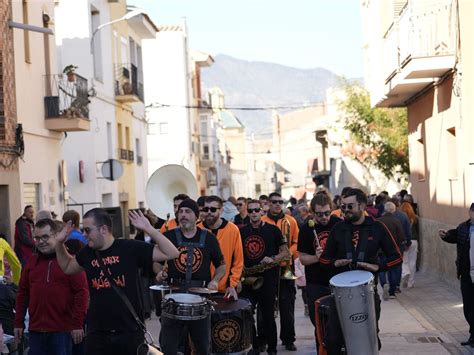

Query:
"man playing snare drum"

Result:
[[157, 198, 226, 354], [320, 188, 402, 352]]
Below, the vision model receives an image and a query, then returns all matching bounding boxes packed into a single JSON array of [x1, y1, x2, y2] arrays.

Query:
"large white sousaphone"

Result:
[[146, 164, 199, 220]]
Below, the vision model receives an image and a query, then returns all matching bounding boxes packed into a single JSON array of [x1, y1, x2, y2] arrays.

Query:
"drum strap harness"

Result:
[[175, 228, 207, 284], [343, 226, 369, 267]]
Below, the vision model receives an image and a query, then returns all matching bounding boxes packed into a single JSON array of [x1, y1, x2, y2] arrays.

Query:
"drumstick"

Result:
[[308, 220, 321, 249], [312, 229, 321, 249]]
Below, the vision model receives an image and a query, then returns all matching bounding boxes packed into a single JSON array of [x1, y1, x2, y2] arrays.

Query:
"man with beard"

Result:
[[199, 195, 243, 300], [297, 192, 341, 345], [261, 192, 299, 351], [160, 193, 189, 233], [234, 197, 250, 228], [320, 188, 402, 353], [157, 199, 226, 354], [55, 208, 179, 355], [240, 200, 290, 355]]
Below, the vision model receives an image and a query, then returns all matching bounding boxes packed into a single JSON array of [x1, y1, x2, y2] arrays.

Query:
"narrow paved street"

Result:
[[147, 272, 474, 354]]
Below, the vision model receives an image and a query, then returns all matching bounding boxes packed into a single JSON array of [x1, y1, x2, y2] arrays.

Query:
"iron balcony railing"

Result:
[[44, 73, 89, 119], [114, 63, 144, 101]]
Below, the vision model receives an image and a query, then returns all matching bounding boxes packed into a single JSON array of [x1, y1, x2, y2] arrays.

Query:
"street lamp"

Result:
[[90, 8, 145, 53]]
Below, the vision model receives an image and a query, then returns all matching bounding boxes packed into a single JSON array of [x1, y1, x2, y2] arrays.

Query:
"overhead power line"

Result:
[[147, 102, 325, 111]]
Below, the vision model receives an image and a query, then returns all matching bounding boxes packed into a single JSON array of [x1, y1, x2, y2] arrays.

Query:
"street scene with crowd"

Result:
[[0, 0, 473, 354]]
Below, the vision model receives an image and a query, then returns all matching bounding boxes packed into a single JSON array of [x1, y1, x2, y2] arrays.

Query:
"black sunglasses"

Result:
[[341, 203, 359, 211], [247, 208, 262, 213], [202, 207, 219, 213], [236, 203, 244, 207], [270, 200, 284, 205], [33, 234, 51, 243], [315, 211, 331, 217]]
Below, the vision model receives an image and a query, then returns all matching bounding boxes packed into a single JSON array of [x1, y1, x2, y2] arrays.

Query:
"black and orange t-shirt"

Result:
[[240, 222, 285, 277], [76, 239, 154, 331], [297, 216, 341, 285], [164, 227, 224, 284]]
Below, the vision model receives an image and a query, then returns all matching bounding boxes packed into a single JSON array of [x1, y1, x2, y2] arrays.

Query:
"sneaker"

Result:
[[401, 274, 410, 288], [389, 294, 396, 299], [382, 284, 389, 301]]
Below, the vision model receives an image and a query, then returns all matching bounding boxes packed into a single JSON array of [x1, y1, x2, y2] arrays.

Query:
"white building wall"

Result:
[[143, 23, 193, 177], [55, 0, 119, 213]]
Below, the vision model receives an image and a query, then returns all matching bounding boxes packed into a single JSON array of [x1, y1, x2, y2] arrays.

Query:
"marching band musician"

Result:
[[297, 192, 341, 349], [320, 188, 403, 353], [199, 195, 244, 300], [156, 198, 226, 354], [159, 193, 189, 233], [239, 200, 290, 355], [261, 192, 299, 351]]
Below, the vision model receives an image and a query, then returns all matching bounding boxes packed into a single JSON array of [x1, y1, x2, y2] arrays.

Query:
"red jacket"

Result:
[[15, 253, 89, 331]]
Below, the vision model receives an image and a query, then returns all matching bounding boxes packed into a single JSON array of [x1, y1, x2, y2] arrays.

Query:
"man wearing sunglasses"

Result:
[[199, 195, 244, 300], [234, 197, 250, 228], [320, 188, 403, 352], [239, 200, 290, 355], [160, 193, 189, 233], [55, 208, 179, 355], [15, 218, 89, 355], [261, 192, 299, 351], [297, 192, 342, 343]]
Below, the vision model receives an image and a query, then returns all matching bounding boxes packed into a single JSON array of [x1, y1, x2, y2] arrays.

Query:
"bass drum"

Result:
[[210, 296, 253, 354]]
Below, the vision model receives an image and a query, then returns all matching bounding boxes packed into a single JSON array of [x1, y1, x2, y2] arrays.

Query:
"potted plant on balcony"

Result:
[[63, 65, 78, 82]]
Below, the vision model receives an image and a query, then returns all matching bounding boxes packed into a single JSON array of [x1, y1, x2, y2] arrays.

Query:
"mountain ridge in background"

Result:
[[200, 54, 341, 135]]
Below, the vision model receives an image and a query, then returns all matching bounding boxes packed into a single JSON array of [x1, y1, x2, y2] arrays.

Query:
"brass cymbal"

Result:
[[149, 284, 179, 291], [188, 287, 218, 294]]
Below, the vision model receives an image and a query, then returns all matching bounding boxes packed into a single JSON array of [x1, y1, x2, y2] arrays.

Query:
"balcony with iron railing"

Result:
[[44, 73, 90, 132], [376, 0, 456, 107], [114, 63, 144, 103]]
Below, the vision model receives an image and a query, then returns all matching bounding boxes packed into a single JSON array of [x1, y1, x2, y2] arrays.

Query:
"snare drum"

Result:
[[161, 293, 211, 321], [210, 296, 253, 354], [330, 270, 378, 355]]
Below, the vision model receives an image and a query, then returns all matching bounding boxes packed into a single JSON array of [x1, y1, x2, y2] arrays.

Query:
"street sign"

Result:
[[101, 159, 123, 181]]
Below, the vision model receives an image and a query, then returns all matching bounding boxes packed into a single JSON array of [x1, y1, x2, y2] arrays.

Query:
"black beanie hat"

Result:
[[178, 199, 200, 218]]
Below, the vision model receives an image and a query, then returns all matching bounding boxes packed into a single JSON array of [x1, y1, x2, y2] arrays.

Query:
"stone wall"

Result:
[[419, 217, 459, 289]]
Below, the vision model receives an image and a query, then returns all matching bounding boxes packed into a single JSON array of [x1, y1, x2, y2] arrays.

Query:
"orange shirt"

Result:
[[261, 214, 299, 258], [160, 218, 178, 233], [198, 220, 244, 292]]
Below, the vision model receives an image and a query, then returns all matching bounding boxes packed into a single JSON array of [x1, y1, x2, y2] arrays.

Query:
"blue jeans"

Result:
[[379, 265, 402, 295], [28, 332, 72, 355]]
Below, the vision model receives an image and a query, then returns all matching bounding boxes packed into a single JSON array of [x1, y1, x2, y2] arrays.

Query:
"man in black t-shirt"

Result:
[[297, 193, 341, 346], [234, 196, 250, 227], [54, 208, 179, 355], [157, 198, 226, 355], [240, 199, 290, 355]]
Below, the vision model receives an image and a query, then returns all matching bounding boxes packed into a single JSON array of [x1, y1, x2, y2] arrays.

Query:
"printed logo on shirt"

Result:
[[175, 246, 204, 273], [90, 256, 125, 290], [244, 235, 265, 260], [352, 230, 360, 248], [313, 230, 330, 252]]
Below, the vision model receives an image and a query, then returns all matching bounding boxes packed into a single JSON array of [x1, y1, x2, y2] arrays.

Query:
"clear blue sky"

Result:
[[129, 0, 364, 78]]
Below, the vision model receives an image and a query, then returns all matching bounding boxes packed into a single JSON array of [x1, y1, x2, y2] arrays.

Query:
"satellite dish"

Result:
[[101, 159, 123, 181]]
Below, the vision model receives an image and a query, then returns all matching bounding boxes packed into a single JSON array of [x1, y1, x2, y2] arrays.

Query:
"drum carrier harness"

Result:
[[173, 227, 207, 288]]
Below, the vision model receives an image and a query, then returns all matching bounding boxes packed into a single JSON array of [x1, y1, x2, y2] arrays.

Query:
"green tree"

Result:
[[340, 84, 409, 178]]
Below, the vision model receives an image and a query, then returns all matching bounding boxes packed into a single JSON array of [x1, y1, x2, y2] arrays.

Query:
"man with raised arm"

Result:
[[55, 208, 178, 355]]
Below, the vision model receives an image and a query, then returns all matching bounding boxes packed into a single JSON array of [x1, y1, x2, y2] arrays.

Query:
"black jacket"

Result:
[[442, 219, 472, 278], [320, 216, 403, 273]]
